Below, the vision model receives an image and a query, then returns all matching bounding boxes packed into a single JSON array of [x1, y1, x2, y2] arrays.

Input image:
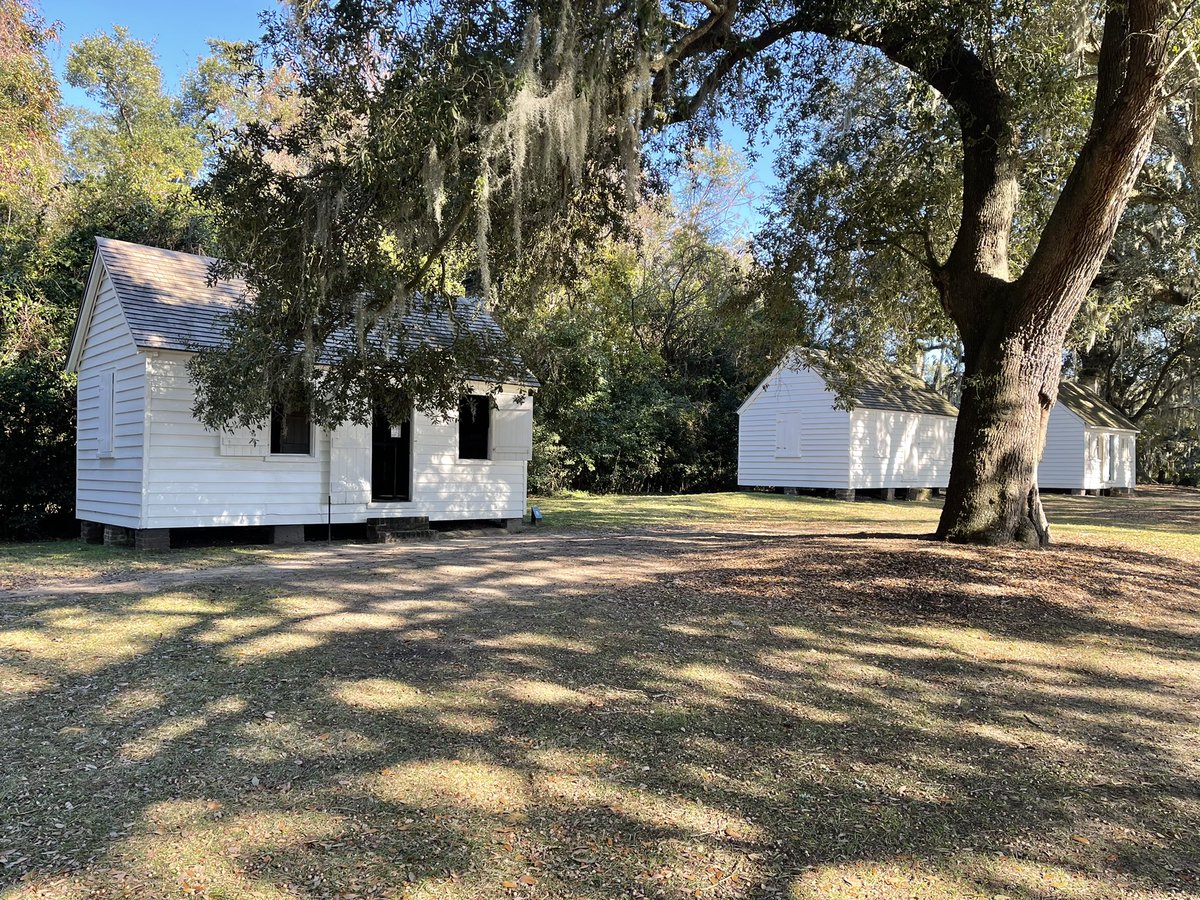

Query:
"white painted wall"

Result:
[[1040, 404, 1136, 490], [138, 352, 530, 528], [738, 362, 957, 491], [737, 364, 851, 488], [72, 262, 534, 532], [75, 269, 146, 529], [140, 352, 329, 528], [848, 409, 955, 489], [1037, 404, 1086, 489]]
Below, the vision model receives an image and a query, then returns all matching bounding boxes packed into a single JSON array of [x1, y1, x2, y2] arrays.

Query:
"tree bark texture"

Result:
[[937, 309, 1062, 546]]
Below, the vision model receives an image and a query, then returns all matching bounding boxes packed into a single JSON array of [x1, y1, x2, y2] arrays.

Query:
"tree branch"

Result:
[[1018, 0, 1171, 334]]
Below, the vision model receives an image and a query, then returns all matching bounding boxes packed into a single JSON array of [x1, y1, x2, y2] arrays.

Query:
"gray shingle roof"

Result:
[[799, 349, 958, 417], [1057, 381, 1138, 431], [93, 237, 537, 386]]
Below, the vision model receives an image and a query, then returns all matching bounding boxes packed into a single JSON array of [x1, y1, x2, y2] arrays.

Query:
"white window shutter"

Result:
[[97, 369, 114, 456], [873, 417, 890, 459], [219, 422, 267, 457], [775, 412, 801, 458], [490, 393, 534, 461], [330, 420, 372, 504]]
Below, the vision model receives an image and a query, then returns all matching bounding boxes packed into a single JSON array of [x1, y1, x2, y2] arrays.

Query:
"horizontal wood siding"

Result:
[[848, 409, 955, 489], [76, 272, 146, 528], [142, 353, 529, 527], [142, 354, 328, 528], [737, 365, 851, 488], [1039, 405, 1087, 489]]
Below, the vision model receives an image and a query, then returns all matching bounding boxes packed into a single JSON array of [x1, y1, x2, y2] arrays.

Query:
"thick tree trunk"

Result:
[[937, 319, 1062, 547], [927, 1, 1168, 547]]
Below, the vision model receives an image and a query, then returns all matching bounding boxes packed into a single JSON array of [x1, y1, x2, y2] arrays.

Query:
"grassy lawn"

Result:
[[1, 490, 1198, 898], [536, 485, 1200, 554]]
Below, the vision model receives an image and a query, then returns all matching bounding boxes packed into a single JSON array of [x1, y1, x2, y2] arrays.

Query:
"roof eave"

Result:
[[64, 243, 105, 374]]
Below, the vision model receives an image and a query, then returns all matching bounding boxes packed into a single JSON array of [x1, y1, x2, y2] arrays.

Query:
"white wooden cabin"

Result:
[[1039, 382, 1138, 493], [65, 238, 536, 549], [737, 350, 957, 497]]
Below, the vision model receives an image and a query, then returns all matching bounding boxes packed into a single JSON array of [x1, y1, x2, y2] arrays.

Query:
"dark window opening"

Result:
[[458, 395, 490, 460], [372, 409, 412, 501], [270, 401, 312, 454]]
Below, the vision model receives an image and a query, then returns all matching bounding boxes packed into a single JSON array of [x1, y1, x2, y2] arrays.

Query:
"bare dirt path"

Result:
[[0, 526, 855, 603]]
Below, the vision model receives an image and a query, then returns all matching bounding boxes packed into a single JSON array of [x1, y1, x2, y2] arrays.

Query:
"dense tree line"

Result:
[[507, 150, 781, 494], [189, 0, 1196, 546], [0, 1, 776, 535]]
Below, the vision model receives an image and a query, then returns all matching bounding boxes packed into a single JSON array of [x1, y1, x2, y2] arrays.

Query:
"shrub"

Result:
[[0, 359, 76, 539]]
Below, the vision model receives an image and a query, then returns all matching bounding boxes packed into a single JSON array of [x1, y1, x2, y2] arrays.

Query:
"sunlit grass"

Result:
[[534, 488, 1200, 555]]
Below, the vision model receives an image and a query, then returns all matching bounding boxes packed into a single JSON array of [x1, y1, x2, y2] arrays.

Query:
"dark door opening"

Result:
[[372, 410, 412, 501]]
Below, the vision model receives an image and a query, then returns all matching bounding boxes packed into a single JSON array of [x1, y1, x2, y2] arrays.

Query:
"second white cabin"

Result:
[[737, 350, 958, 497], [1040, 382, 1138, 493], [65, 238, 538, 549]]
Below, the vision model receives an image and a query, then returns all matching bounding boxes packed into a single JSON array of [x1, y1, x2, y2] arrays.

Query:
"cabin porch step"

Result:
[[366, 516, 434, 543]]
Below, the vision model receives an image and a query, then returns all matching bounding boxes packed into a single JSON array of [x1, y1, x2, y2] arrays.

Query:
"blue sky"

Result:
[[40, 0, 274, 110]]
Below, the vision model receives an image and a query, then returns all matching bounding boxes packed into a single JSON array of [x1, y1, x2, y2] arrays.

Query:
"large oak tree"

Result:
[[201, 0, 1186, 546]]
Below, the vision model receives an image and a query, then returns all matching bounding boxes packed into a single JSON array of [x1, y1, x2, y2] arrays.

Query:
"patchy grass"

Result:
[[533, 489, 942, 531], [2, 496, 1198, 898], [535, 485, 1200, 554], [0, 542, 298, 591]]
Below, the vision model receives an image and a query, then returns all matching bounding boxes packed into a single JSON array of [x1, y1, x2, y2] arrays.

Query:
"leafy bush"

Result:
[[0, 359, 76, 539]]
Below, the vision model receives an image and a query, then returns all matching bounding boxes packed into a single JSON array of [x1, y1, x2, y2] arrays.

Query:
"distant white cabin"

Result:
[[65, 238, 536, 548], [737, 350, 958, 496], [1040, 382, 1138, 493]]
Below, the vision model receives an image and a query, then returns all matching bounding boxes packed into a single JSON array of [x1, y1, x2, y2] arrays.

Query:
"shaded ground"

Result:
[[1, 495, 1198, 898]]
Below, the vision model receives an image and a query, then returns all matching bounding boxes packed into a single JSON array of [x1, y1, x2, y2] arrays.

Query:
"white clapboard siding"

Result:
[[220, 423, 268, 457], [848, 409, 954, 489], [1038, 403, 1086, 489], [738, 364, 851, 488], [142, 352, 328, 528], [68, 238, 535, 531], [1041, 403, 1137, 491], [739, 360, 957, 491], [75, 269, 146, 529], [137, 353, 530, 528]]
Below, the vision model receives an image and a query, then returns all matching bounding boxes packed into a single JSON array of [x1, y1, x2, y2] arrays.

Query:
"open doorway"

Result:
[[372, 409, 412, 501]]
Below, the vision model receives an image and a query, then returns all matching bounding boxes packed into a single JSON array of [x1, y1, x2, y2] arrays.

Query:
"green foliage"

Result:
[[0, 13, 243, 539], [0, 357, 75, 539], [64, 26, 205, 191], [512, 150, 767, 494], [0, 0, 59, 217]]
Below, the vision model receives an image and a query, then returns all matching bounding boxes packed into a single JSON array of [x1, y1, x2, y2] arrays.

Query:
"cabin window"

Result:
[[1108, 433, 1118, 482], [458, 395, 491, 460], [97, 369, 115, 456], [270, 401, 312, 454]]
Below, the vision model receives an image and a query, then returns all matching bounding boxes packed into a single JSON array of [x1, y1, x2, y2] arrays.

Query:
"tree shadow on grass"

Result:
[[0, 529, 1197, 898]]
